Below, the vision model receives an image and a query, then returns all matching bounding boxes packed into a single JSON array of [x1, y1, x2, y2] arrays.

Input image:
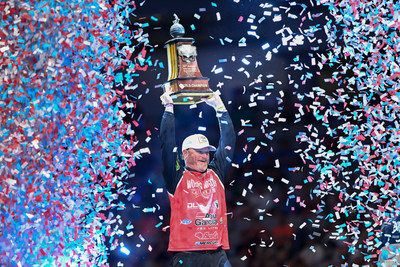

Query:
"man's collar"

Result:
[[185, 166, 207, 173]]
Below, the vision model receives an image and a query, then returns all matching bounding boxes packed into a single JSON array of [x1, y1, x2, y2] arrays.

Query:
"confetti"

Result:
[[0, 0, 152, 265], [3, 0, 399, 265]]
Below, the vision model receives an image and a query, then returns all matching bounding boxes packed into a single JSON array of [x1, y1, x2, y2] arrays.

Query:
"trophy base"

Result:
[[164, 78, 213, 105], [170, 91, 214, 105]]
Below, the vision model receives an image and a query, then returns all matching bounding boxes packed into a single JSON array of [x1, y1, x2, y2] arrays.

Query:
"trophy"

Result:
[[163, 14, 213, 104]]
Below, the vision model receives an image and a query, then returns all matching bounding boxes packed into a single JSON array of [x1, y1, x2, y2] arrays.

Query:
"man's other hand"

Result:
[[203, 91, 227, 112]]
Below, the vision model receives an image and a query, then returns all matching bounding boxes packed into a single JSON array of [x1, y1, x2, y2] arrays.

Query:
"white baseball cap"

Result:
[[182, 134, 216, 152]]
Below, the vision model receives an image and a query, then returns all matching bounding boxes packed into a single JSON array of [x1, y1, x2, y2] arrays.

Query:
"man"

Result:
[[160, 88, 236, 267]]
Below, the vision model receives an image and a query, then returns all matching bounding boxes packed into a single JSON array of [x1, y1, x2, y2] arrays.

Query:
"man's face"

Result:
[[183, 147, 210, 172]]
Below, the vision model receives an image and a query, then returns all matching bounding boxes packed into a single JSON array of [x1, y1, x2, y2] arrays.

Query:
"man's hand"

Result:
[[203, 91, 227, 112], [160, 85, 174, 106]]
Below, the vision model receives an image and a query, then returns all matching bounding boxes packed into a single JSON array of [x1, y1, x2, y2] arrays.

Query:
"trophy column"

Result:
[[163, 15, 213, 105]]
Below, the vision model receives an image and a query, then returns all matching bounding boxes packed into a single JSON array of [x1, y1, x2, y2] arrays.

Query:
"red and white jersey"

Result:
[[160, 111, 236, 252], [168, 168, 229, 251]]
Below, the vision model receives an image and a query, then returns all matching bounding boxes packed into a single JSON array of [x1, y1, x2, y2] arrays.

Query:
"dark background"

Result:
[[105, 0, 375, 266]]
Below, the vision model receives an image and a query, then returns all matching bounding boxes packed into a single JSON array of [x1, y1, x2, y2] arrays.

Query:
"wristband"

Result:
[[165, 104, 174, 113], [216, 105, 227, 112]]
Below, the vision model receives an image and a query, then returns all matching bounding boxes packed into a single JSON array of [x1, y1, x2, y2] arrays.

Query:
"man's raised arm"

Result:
[[160, 88, 180, 194], [204, 92, 236, 182]]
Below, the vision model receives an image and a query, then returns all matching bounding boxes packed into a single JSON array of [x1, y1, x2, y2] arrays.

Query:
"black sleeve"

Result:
[[160, 111, 183, 194], [209, 111, 236, 183], [380, 217, 400, 247]]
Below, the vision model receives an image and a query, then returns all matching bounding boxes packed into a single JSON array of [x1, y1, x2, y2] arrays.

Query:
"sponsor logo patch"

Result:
[[180, 219, 192, 225], [195, 213, 217, 226]]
